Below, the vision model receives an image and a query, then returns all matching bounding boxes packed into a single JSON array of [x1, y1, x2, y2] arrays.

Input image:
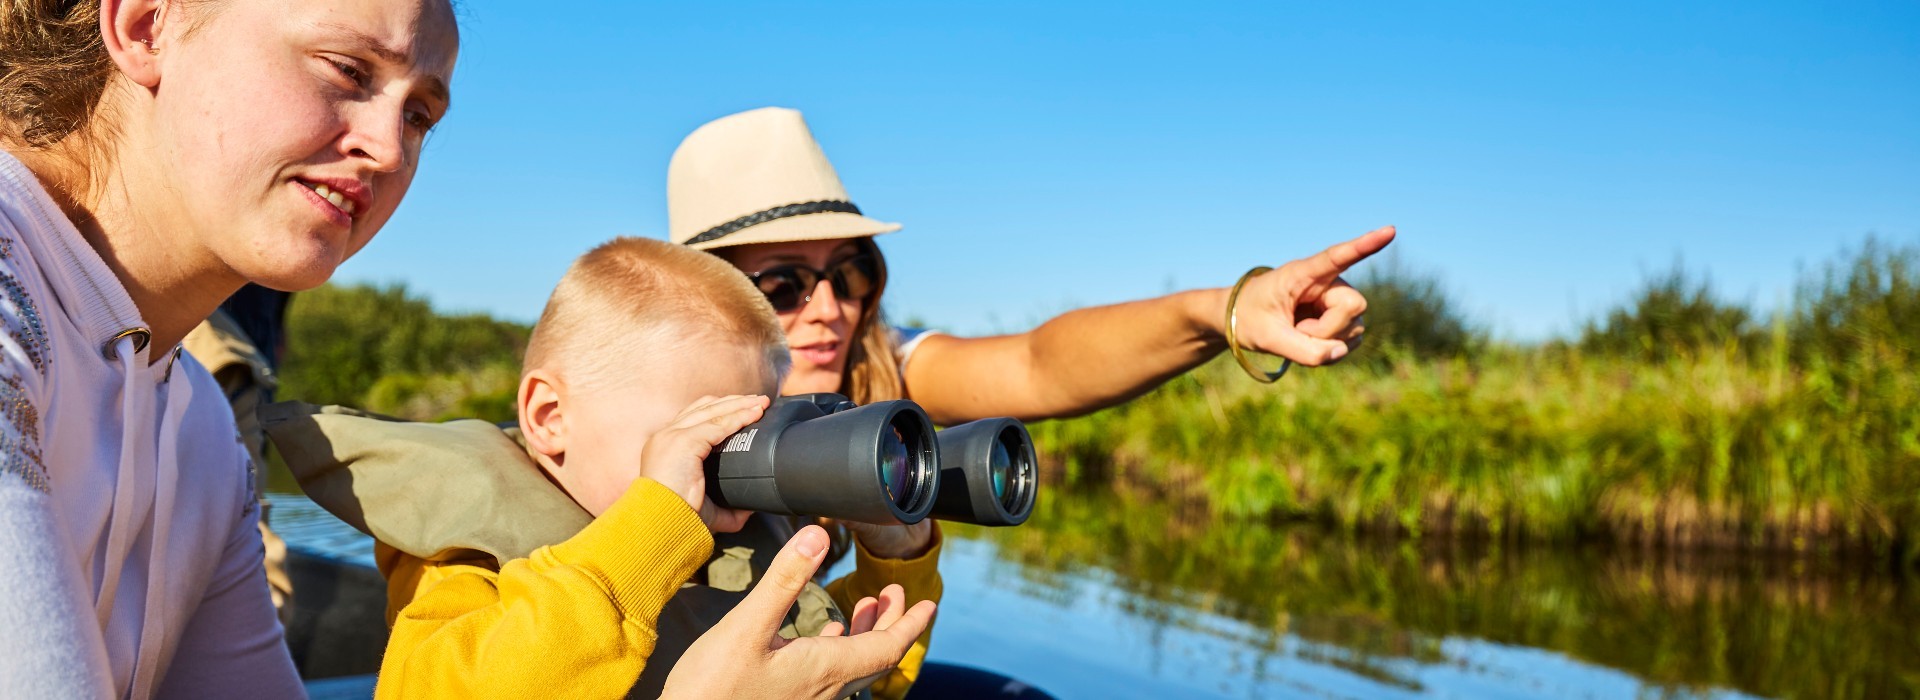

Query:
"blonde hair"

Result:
[[526, 237, 790, 387], [2, 0, 227, 200], [840, 239, 904, 405], [0, 0, 112, 148]]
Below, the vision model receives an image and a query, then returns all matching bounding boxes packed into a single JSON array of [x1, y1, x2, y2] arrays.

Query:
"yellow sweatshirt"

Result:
[[374, 478, 942, 699]]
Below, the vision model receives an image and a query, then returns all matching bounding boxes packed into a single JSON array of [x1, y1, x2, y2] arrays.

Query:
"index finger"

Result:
[[1296, 226, 1396, 281], [730, 525, 831, 635]]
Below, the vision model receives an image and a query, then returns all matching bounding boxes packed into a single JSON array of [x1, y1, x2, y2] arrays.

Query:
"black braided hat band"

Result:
[[685, 200, 864, 246]]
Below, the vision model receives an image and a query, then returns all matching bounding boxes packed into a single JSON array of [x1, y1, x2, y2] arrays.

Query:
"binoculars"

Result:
[[703, 393, 1038, 527]]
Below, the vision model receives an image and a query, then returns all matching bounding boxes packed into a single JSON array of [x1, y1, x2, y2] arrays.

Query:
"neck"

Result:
[[529, 450, 589, 512], [13, 144, 242, 364]]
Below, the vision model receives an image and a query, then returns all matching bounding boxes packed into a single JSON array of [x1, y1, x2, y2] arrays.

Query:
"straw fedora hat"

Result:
[[668, 107, 902, 251]]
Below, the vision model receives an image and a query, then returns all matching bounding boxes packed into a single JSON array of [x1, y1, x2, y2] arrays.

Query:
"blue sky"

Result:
[[336, 0, 1920, 340]]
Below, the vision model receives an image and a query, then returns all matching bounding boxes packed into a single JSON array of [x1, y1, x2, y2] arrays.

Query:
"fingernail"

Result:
[[795, 527, 826, 557], [1330, 344, 1349, 361]]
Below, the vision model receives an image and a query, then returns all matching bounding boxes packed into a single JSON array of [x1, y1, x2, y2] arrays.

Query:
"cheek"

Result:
[[166, 57, 339, 187], [842, 297, 865, 325], [352, 167, 418, 247]]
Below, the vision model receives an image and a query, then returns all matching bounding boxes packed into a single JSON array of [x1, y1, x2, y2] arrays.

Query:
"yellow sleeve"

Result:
[[373, 478, 713, 699], [824, 524, 945, 700]]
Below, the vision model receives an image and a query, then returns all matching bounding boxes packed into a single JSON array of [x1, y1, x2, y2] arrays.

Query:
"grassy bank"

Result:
[[1032, 346, 1917, 561], [1033, 238, 1920, 563]]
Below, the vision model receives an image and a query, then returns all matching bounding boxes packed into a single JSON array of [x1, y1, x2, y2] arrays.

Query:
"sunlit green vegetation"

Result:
[[1031, 237, 1920, 564], [279, 283, 526, 423]]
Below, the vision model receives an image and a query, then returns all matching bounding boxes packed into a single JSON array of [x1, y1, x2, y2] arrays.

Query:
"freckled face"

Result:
[[148, 0, 458, 291]]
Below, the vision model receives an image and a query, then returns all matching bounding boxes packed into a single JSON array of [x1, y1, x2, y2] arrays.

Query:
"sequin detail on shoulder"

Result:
[[0, 268, 50, 373], [0, 372, 48, 493], [0, 232, 52, 493]]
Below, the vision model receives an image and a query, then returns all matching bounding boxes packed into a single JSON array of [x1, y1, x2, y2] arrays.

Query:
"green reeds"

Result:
[[1030, 237, 1920, 563]]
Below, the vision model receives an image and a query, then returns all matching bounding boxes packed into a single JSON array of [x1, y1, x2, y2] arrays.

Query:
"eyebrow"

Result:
[[319, 22, 452, 106]]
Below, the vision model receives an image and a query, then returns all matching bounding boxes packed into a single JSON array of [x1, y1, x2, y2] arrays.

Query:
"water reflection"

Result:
[[264, 469, 1918, 699], [954, 487, 1919, 699]]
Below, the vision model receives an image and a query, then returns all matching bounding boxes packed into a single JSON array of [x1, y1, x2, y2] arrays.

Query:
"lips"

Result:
[[292, 176, 371, 228], [301, 181, 358, 216], [793, 341, 840, 367]]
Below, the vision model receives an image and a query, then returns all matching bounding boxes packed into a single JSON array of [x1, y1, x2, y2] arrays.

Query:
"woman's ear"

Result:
[[518, 369, 568, 463], [99, 0, 168, 88]]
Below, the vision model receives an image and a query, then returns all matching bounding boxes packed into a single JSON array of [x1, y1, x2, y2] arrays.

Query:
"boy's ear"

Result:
[[518, 369, 567, 462]]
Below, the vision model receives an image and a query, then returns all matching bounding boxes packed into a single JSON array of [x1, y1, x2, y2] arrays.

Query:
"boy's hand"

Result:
[[639, 394, 769, 533], [662, 526, 937, 700]]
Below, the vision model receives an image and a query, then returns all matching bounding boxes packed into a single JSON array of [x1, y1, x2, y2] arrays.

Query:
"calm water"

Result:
[[264, 476, 1919, 700]]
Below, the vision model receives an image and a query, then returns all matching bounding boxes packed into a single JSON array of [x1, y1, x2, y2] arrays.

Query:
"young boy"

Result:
[[372, 238, 943, 698]]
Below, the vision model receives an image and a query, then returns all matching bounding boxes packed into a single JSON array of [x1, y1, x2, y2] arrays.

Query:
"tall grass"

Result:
[[1032, 237, 1920, 563]]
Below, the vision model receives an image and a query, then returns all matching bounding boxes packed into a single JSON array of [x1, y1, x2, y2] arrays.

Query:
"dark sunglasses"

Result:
[[748, 253, 881, 313]]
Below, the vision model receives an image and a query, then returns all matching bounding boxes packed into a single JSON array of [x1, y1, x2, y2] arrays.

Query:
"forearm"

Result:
[[377, 479, 713, 699], [1026, 288, 1229, 412], [911, 289, 1230, 424], [825, 528, 945, 700]]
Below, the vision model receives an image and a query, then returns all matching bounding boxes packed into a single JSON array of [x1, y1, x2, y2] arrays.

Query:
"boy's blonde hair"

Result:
[[526, 237, 790, 386]]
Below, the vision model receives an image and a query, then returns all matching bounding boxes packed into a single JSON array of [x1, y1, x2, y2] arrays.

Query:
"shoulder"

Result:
[[0, 202, 54, 384], [0, 205, 53, 494], [891, 326, 946, 368]]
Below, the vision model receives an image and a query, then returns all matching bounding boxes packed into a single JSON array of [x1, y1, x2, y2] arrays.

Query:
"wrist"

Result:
[[854, 522, 934, 560], [1182, 287, 1232, 349], [638, 471, 703, 516]]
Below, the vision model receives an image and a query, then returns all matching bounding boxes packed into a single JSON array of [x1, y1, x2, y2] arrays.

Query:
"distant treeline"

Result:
[[279, 284, 528, 423]]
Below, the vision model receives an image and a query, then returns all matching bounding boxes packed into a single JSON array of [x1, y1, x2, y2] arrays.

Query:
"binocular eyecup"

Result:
[[702, 393, 1038, 527]]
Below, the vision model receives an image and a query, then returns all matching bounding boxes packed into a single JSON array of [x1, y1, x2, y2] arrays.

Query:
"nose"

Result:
[[338, 102, 408, 174], [796, 277, 845, 324]]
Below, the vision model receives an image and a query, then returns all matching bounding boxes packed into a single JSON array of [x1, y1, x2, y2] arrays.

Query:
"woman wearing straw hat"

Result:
[[669, 107, 1388, 435], [667, 108, 1387, 694]]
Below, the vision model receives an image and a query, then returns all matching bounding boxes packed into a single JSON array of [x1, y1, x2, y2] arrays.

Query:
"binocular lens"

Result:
[[880, 425, 912, 503], [989, 438, 1011, 502], [990, 428, 1032, 511]]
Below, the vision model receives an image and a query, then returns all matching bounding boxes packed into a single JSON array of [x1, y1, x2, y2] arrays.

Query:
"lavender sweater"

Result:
[[0, 152, 303, 699]]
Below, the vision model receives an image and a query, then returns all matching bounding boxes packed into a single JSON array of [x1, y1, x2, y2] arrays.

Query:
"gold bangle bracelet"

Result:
[[1224, 266, 1291, 384]]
